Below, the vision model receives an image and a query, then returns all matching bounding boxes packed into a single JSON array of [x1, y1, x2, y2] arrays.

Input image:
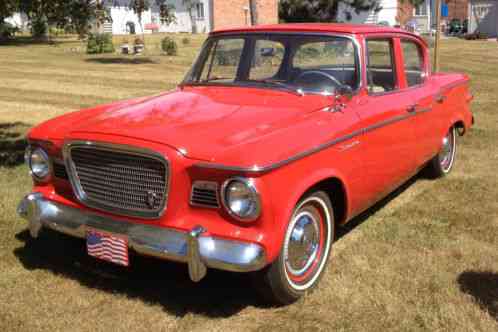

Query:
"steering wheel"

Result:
[[294, 70, 343, 91]]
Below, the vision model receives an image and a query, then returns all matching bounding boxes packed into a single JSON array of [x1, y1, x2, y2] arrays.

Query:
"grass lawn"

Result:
[[0, 35, 497, 331]]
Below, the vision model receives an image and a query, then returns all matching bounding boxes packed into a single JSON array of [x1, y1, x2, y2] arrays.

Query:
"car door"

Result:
[[354, 37, 418, 208], [400, 38, 445, 166]]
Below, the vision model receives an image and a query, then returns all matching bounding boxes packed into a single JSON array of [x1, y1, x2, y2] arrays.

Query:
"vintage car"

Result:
[[18, 24, 474, 304]]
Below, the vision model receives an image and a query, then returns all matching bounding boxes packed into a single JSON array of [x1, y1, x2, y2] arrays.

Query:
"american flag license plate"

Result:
[[86, 229, 129, 267]]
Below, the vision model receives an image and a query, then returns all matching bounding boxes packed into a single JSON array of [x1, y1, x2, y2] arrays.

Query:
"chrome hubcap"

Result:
[[285, 211, 320, 276], [440, 129, 455, 171]]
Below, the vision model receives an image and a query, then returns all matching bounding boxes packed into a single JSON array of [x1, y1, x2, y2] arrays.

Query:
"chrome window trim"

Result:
[[190, 181, 220, 209], [182, 31, 364, 95], [221, 177, 262, 222], [63, 140, 170, 220]]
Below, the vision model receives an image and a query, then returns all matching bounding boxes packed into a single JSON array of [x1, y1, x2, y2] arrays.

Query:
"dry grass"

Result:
[[0, 35, 497, 331]]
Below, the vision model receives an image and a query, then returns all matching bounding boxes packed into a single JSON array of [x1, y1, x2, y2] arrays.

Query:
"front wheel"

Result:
[[425, 126, 457, 178], [255, 191, 334, 305]]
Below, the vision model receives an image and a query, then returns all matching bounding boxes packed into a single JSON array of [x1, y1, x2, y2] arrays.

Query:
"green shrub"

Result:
[[0, 22, 18, 40], [161, 37, 178, 56], [87, 33, 115, 54], [30, 16, 47, 39], [182, 37, 190, 45]]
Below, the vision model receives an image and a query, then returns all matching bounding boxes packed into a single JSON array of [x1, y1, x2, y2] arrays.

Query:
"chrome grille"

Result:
[[66, 143, 168, 218], [190, 181, 220, 208]]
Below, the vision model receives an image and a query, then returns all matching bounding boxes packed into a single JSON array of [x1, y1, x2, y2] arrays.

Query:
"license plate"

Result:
[[86, 229, 129, 267]]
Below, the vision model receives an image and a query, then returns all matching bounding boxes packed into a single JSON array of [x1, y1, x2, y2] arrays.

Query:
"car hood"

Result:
[[45, 86, 332, 164]]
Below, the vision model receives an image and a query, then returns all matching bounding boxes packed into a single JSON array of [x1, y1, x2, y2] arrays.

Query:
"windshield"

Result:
[[183, 34, 359, 95]]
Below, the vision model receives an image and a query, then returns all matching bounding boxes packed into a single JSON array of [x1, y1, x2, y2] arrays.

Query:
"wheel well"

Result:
[[454, 120, 466, 136], [303, 178, 348, 225]]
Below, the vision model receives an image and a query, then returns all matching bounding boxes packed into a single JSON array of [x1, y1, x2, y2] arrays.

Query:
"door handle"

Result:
[[407, 105, 417, 113], [435, 94, 447, 103]]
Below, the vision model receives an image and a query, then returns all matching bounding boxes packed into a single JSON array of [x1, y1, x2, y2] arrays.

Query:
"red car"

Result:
[[18, 24, 474, 304]]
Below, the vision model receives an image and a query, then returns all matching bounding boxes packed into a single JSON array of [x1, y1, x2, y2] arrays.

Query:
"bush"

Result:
[[182, 37, 190, 45], [0, 22, 18, 40], [161, 37, 178, 55], [30, 16, 47, 39], [87, 33, 115, 54]]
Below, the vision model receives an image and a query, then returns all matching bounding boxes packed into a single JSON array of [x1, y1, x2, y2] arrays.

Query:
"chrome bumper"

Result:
[[17, 193, 266, 282]]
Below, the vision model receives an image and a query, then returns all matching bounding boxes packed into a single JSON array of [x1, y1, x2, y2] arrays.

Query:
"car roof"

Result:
[[211, 23, 424, 42]]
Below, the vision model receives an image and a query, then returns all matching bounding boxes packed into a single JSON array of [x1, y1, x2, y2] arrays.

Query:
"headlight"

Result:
[[26, 147, 50, 180], [222, 177, 261, 221]]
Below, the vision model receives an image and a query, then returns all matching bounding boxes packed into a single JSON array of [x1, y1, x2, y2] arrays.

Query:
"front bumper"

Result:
[[17, 193, 267, 282]]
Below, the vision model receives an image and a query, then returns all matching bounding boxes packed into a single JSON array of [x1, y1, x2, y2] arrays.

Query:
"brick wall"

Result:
[[446, 0, 469, 21], [255, 0, 279, 25], [397, 1, 414, 27], [212, 0, 278, 30]]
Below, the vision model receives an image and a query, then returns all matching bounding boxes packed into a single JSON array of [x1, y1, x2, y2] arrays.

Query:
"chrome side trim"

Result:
[[17, 193, 267, 280], [193, 107, 431, 174], [63, 140, 170, 220]]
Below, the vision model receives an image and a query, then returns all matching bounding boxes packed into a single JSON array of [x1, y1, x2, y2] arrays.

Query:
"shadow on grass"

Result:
[[458, 271, 498, 321], [85, 57, 159, 65], [12, 171, 426, 316], [13, 229, 270, 318], [0, 36, 62, 47], [0, 122, 29, 167]]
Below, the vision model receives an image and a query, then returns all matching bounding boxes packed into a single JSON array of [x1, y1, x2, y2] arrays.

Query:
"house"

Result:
[[4, 12, 28, 30], [468, 0, 498, 37], [101, 0, 278, 35], [337, 0, 469, 33]]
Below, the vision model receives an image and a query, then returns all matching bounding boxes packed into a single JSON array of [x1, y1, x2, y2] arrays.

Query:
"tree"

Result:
[[129, 0, 176, 43], [0, 0, 19, 25], [280, 0, 383, 23], [280, 0, 423, 24], [182, 0, 197, 34]]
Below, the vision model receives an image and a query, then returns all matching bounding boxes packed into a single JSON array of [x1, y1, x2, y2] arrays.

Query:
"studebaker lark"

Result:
[[18, 24, 474, 304]]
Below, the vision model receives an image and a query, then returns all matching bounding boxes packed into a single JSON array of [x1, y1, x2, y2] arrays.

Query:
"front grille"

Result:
[[190, 181, 220, 208], [67, 144, 168, 218]]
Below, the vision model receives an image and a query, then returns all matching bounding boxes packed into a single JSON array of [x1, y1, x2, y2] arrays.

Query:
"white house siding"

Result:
[[337, 0, 399, 26], [110, 6, 153, 35], [5, 13, 27, 29], [469, 0, 498, 37], [106, 0, 212, 35]]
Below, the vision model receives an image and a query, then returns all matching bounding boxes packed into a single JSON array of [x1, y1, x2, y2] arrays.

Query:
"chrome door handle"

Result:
[[407, 105, 417, 113], [435, 94, 447, 103]]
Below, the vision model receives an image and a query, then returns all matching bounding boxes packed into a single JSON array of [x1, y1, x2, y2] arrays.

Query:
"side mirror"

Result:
[[337, 85, 353, 101]]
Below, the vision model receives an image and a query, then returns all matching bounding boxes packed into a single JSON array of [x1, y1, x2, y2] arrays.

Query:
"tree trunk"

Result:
[[249, 0, 257, 25]]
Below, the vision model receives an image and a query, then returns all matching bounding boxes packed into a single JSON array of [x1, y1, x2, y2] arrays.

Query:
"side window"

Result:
[[249, 40, 285, 80], [366, 39, 397, 94], [292, 39, 358, 90], [200, 38, 245, 82], [401, 40, 425, 87]]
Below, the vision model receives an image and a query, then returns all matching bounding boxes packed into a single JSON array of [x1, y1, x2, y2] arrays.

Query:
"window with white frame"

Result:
[[414, 1, 428, 16], [196, 3, 205, 20]]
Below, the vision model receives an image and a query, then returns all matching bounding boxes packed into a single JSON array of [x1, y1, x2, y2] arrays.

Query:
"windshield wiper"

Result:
[[253, 80, 304, 96]]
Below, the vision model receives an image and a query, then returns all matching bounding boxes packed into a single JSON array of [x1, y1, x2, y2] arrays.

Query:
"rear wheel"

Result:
[[255, 191, 334, 305], [425, 126, 457, 178]]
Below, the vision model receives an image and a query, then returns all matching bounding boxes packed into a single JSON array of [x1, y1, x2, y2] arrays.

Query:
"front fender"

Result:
[[264, 166, 351, 263]]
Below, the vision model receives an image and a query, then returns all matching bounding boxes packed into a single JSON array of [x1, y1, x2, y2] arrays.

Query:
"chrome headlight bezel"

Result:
[[221, 177, 261, 222], [25, 146, 51, 181]]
